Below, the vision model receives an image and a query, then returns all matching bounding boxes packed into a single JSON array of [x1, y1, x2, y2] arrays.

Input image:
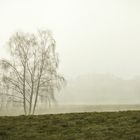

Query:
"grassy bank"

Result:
[[0, 111, 140, 140]]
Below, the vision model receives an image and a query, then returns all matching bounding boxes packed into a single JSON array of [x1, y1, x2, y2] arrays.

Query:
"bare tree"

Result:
[[0, 30, 65, 115]]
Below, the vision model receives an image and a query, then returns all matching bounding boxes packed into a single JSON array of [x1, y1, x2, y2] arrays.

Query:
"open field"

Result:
[[1, 104, 140, 116], [0, 111, 140, 140]]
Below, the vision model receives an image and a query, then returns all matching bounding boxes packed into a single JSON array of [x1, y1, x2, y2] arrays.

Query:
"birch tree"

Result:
[[0, 30, 65, 115]]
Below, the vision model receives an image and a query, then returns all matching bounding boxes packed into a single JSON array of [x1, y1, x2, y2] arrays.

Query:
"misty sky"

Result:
[[0, 0, 140, 79]]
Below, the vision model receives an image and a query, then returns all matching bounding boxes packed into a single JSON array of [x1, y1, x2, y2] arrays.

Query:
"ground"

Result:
[[0, 111, 140, 140]]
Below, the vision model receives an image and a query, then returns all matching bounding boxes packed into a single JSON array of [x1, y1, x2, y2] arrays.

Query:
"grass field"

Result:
[[0, 111, 140, 140]]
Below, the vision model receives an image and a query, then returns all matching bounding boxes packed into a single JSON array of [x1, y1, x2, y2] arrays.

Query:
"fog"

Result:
[[56, 74, 140, 105], [0, 0, 140, 106]]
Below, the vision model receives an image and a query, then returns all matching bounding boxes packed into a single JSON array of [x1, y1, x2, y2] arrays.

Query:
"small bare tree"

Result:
[[0, 30, 65, 115]]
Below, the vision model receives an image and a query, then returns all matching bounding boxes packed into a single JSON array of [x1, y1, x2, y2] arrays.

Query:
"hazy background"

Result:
[[0, 0, 140, 105]]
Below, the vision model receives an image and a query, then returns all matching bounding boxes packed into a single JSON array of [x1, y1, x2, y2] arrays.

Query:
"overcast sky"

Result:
[[0, 0, 140, 79]]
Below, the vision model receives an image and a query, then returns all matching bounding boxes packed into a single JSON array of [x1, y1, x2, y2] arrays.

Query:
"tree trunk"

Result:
[[29, 81, 34, 115], [23, 65, 27, 115], [32, 79, 41, 115]]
